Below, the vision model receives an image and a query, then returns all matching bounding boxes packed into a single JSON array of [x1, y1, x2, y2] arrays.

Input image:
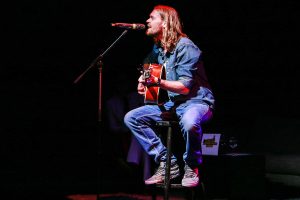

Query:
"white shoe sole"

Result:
[[182, 178, 199, 187]]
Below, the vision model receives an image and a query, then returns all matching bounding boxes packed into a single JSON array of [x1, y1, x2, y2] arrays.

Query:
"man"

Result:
[[124, 4, 215, 187]]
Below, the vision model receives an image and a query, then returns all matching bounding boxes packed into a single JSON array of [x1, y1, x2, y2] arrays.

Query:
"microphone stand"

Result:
[[73, 29, 128, 200]]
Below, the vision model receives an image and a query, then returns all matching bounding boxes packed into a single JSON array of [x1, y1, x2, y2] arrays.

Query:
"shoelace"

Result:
[[184, 166, 197, 178], [154, 162, 178, 176], [153, 163, 165, 176]]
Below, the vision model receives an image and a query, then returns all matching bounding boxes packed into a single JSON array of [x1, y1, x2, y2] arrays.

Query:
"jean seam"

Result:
[[135, 112, 164, 163]]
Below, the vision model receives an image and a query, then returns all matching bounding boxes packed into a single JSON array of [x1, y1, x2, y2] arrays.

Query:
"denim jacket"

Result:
[[153, 37, 215, 109]]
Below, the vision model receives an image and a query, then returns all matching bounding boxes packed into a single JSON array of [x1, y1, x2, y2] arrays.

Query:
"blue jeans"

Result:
[[124, 100, 213, 167]]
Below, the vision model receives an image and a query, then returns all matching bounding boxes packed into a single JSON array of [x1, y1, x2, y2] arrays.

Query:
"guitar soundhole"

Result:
[[144, 70, 151, 79]]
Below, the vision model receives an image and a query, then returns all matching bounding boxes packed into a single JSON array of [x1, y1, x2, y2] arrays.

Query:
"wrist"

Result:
[[156, 77, 161, 86]]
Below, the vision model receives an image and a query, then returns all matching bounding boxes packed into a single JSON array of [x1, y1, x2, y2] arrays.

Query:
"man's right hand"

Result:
[[137, 75, 146, 95]]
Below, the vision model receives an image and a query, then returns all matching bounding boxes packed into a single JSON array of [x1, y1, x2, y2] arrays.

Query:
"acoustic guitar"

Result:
[[142, 63, 168, 105]]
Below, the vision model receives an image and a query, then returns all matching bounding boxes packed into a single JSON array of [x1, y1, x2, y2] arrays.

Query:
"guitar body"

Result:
[[143, 63, 168, 105]]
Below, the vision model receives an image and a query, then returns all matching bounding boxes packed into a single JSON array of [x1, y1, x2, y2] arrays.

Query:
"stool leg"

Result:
[[164, 126, 172, 200], [201, 182, 208, 200], [191, 188, 195, 200]]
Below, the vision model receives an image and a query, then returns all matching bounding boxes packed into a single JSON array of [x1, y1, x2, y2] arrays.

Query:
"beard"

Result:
[[146, 28, 160, 38], [146, 28, 153, 36]]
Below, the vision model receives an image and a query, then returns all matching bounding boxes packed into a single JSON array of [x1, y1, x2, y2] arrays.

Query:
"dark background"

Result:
[[2, 0, 299, 198]]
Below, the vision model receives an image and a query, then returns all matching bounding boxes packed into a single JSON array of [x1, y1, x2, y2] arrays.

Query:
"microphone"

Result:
[[111, 23, 146, 30]]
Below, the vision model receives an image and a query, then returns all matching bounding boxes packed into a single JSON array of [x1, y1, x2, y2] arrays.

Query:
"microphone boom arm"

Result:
[[73, 29, 128, 122]]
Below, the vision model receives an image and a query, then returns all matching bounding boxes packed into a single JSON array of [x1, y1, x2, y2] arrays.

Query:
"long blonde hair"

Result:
[[153, 5, 187, 52]]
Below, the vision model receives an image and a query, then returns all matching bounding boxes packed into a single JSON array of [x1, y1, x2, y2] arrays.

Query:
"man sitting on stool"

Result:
[[124, 4, 215, 187]]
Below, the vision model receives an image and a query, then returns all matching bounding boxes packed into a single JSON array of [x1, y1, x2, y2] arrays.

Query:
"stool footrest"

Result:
[[156, 183, 184, 189], [156, 120, 178, 127]]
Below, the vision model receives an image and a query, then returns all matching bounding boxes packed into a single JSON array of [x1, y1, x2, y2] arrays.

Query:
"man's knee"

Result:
[[124, 110, 134, 126], [181, 117, 200, 133]]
